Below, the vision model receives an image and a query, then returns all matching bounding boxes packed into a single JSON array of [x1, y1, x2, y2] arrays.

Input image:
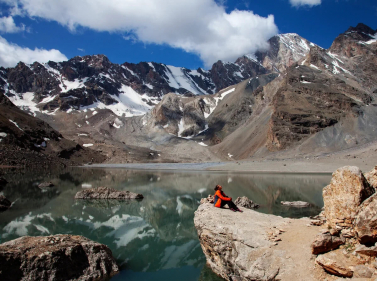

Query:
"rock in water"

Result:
[[355, 193, 377, 244], [281, 201, 310, 207], [75, 186, 143, 199], [194, 203, 288, 281], [311, 231, 345, 255], [38, 182, 55, 188], [365, 165, 377, 190], [0, 195, 11, 212], [0, 235, 119, 281], [322, 166, 374, 229], [234, 196, 259, 209]]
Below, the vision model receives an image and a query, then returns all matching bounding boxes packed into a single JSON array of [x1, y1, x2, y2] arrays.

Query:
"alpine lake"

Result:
[[0, 166, 331, 281]]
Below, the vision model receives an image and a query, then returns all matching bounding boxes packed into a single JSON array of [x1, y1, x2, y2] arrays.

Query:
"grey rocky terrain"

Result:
[[0, 23, 375, 165]]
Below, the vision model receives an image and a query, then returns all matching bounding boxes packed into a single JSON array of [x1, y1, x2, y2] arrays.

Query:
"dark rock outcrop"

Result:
[[0, 195, 11, 212], [75, 186, 144, 199], [0, 234, 119, 281]]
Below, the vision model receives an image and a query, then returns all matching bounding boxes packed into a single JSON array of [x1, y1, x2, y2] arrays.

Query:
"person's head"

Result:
[[214, 185, 222, 191]]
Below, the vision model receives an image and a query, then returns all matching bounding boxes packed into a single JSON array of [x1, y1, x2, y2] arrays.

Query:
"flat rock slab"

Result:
[[38, 182, 55, 188], [0, 234, 119, 281], [75, 186, 143, 199], [194, 203, 324, 281]]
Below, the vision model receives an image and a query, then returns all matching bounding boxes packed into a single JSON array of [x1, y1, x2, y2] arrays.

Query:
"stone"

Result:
[[38, 182, 55, 188], [355, 193, 377, 244], [234, 196, 259, 209], [352, 265, 373, 278], [322, 166, 374, 229], [311, 232, 345, 255], [200, 195, 214, 204], [75, 186, 143, 199], [194, 203, 289, 281], [0, 195, 11, 212], [365, 166, 377, 190], [340, 229, 355, 239], [0, 177, 7, 187], [0, 234, 119, 281], [354, 244, 377, 256], [316, 249, 354, 278], [281, 201, 310, 207]]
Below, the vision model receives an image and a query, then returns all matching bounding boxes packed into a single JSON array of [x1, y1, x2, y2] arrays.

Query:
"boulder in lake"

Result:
[[365, 165, 377, 190], [0, 234, 119, 281], [75, 186, 143, 199], [0, 195, 11, 212], [235, 196, 259, 209], [311, 231, 345, 255], [0, 177, 7, 187], [355, 193, 377, 244], [281, 201, 310, 207], [322, 166, 374, 229]]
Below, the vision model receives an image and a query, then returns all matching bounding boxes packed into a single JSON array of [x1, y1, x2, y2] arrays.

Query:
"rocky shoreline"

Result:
[[195, 165, 377, 280]]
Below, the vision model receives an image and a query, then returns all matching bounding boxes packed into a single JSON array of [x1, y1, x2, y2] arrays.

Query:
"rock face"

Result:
[[0, 234, 119, 281], [311, 231, 345, 255], [322, 166, 374, 229], [365, 166, 377, 190], [0, 195, 11, 212], [75, 186, 144, 199], [194, 203, 289, 281], [234, 196, 259, 209], [355, 193, 377, 244], [281, 201, 310, 208]]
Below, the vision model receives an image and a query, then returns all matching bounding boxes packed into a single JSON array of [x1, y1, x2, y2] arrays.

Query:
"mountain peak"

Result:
[[346, 23, 376, 36]]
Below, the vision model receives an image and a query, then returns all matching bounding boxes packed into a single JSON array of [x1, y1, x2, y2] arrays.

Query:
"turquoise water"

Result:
[[0, 167, 331, 280]]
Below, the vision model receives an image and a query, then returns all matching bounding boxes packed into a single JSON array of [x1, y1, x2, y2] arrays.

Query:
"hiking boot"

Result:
[[237, 208, 243, 212], [230, 208, 237, 212]]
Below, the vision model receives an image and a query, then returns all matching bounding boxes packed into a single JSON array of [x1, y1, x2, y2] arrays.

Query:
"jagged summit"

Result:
[[345, 23, 376, 36]]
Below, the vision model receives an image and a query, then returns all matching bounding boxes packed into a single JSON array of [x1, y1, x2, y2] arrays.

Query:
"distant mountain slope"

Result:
[[0, 33, 313, 119], [0, 91, 105, 167]]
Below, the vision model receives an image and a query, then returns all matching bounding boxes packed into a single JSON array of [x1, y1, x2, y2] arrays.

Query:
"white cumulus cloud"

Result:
[[0, 16, 25, 33], [0, 36, 67, 67], [1, 0, 278, 67], [290, 0, 321, 7]]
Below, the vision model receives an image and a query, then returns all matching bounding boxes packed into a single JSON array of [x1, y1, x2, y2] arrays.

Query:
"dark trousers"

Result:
[[221, 200, 238, 209]]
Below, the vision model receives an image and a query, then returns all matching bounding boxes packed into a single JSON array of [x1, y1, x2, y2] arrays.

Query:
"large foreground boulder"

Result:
[[355, 193, 377, 244], [315, 249, 355, 278], [194, 203, 288, 281], [0, 235, 119, 281], [322, 166, 374, 229], [75, 186, 143, 199]]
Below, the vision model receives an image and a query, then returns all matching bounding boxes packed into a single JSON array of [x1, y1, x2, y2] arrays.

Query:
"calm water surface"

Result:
[[0, 167, 331, 280]]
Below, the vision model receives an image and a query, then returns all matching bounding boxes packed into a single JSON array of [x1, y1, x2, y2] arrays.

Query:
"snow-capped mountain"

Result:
[[0, 33, 314, 118]]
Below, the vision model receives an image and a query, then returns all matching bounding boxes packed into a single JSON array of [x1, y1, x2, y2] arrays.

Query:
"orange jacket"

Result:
[[214, 190, 231, 207]]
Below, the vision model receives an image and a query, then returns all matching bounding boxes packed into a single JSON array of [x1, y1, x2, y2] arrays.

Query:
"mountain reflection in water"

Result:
[[0, 167, 331, 280]]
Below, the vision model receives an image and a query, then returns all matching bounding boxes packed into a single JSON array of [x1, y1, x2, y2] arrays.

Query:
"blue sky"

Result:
[[0, 0, 375, 70]]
